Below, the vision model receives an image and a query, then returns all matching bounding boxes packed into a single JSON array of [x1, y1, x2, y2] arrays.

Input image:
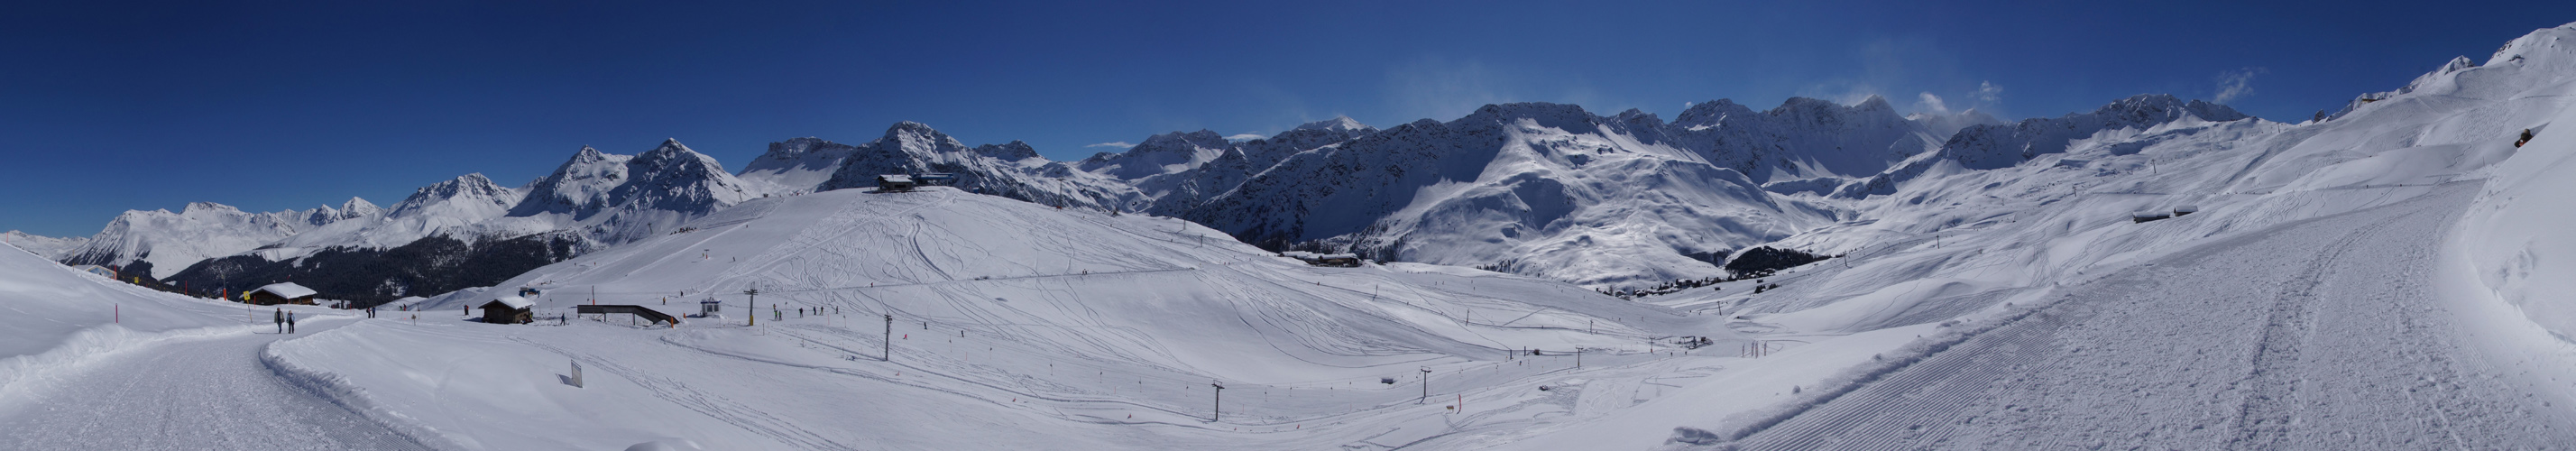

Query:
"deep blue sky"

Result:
[[6, 1, 2573, 237]]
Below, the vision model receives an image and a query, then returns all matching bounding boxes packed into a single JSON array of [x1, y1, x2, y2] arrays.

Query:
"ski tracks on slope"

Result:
[[511, 337, 856, 450], [1710, 182, 2576, 450]]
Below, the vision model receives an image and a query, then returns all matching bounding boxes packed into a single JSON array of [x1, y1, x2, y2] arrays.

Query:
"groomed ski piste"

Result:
[[8, 21, 2576, 451]]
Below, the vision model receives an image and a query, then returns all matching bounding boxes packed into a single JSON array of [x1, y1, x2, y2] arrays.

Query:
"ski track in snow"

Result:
[[0, 318, 428, 450], [1720, 183, 2576, 450], [511, 336, 855, 450]]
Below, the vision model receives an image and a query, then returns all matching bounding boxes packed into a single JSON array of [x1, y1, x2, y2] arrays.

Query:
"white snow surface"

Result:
[[7, 20, 2576, 451], [0, 236, 421, 449]]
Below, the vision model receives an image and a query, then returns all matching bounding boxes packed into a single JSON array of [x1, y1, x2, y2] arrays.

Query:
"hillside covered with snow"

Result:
[[13, 19, 2576, 451]]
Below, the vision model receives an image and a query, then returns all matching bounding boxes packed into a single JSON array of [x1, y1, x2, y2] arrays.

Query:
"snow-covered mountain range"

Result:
[[0, 231, 87, 260], [15, 18, 2576, 451], [38, 91, 2158, 302]]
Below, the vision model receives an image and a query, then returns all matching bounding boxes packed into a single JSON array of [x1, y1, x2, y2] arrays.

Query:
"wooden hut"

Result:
[[876, 174, 918, 192], [482, 296, 535, 325], [245, 282, 319, 306]]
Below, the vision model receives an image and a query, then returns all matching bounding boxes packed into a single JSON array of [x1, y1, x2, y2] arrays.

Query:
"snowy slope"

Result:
[[1450, 21, 2576, 450], [0, 235, 430, 449], [0, 231, 87, 260], [300, 187, 1733, 449]]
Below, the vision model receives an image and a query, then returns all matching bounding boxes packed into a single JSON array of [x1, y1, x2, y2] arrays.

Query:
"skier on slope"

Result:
[[273, 308, 283, 333]]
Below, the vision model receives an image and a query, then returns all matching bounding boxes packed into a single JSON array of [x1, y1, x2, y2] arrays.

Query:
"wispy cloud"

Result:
[[1224, 133, 1266, 142], [1917, 92, 1950, 113], [1085, 142, 1135, 149], [2213, 67, 2265, 104], [1973, 81, 2002, 104]]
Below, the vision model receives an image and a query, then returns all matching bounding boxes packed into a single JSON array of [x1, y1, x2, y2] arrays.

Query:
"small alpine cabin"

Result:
[[482, 296, 536, 325], [245, 282, 319, 306]]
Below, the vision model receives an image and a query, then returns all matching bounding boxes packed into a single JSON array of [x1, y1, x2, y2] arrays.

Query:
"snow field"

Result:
[[0, 234, 423, 449], [275, 187, 1753, 448]]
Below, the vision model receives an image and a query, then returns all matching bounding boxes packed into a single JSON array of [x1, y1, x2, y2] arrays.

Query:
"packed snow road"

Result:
[[0, 317, 428, 450], [1716, 183, 2576, 449]]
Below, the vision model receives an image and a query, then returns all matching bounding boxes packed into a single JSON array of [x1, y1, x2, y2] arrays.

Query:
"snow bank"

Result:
[[0, 323, 248, 406], [0, 235, 269, 410]]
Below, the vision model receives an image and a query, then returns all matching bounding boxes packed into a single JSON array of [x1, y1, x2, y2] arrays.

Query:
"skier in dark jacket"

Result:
[[288, 311, 297, 334], [273, 308, 284, 333]]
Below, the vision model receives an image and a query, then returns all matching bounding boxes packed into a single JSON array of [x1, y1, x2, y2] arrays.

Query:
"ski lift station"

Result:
[[876, 174, 917, 192], [576, 305, 681, 326], [1280, 251, 1362, 267]]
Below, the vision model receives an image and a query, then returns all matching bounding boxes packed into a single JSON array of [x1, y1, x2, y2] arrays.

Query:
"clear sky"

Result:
[[6, 1, 2573, 237]]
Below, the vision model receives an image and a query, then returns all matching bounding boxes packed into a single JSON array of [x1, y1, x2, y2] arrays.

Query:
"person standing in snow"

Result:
[[273, 308, 284, 333], [288, 311, 297, 334]]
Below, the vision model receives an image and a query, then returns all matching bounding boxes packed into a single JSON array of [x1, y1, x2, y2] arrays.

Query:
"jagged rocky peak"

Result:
[[1908, 108, 2005, 139], [768, 136, 842, 154], [340, 198, 382, 216], [393, 172, 520, 216], [1761, 96, 1904, 127], [511, 145, 636, 216], [750, 137, 867, 166], [1294, 116, 1372, 133], [1459, 102, 1601, 133], [973, 141, 1041, 161], [739, 137, 863, 193], [1081, 130, 1234, 179], [630, 138, 731, 173], [182, 201, 243, 215], [304, 197, 382, 225], [1674, 99, 1759, 128], [860, 121, 980, 158], [2089, 93, 2249, 125]]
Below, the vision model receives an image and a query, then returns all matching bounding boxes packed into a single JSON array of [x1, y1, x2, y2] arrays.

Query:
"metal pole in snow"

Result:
[[1211, 383, 1224, 421], [884, 314, 894, 361], [1419, 368, 1431, 404]]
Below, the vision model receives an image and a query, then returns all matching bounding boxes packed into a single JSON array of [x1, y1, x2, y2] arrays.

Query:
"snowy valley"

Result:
[[6, 19, 2576, 451]]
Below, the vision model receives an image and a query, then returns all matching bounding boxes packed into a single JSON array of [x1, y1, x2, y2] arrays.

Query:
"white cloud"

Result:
[[1085, 142, 1136, 149], [1224, 133, 1266, 142], [1973, 81, 2003, 104], [2213, 68, 2265, 104], [1917, 92, 1950, 113]]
